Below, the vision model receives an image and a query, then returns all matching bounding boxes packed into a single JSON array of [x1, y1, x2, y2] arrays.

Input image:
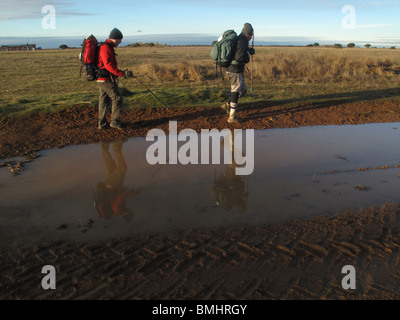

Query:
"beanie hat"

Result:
[[242, 23, 254, 37], [109, 28, 123, 40]]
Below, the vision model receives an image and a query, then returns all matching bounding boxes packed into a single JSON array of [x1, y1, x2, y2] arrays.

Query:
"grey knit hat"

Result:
[[242, 23, 254, 37], [109, 28, 123, 40]]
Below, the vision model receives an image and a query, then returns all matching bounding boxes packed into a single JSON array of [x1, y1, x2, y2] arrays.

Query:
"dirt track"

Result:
[[2, 203, 400, 300], [1, 99, 400, 160], [1, 99, 400, 300]]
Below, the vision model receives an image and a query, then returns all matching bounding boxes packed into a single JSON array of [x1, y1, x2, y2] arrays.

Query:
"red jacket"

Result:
[[97, 39, 123, 81]]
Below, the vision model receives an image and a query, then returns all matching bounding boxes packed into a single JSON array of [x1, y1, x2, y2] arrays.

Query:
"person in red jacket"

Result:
[[93, 140, 139, 222], [97, 28, 129, 130]]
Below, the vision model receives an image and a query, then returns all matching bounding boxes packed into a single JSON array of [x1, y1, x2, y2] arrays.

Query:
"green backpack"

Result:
[[210, 30, 238, 69]]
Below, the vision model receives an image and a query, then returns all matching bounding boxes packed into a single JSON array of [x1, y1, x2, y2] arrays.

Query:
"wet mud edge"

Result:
[[1, 100, 400, 160]]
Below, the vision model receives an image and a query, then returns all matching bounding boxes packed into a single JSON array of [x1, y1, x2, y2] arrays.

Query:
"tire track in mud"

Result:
[[1, 202, 400, 300]]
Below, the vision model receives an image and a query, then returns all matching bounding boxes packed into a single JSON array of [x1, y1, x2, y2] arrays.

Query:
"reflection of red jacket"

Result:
[[110, 189, 131, 216], [97, 39, 123, 81], [96, 186, 131, 220]]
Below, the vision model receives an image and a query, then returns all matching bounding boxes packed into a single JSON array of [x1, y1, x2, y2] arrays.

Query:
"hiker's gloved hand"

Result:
[[249, 48, 255, 55], [123, 70, 134, 79]]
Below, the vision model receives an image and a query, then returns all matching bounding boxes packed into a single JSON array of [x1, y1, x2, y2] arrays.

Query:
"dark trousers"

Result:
[[98, 81, 123, 127]]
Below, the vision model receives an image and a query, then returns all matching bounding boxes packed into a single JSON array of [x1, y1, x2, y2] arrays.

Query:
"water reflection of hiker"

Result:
[[97, 28, 132, 131], [93, 140, 139, 222], [209, 131, 249, 213], [210, 163, 249, 214], [221, 23, 255, 124]]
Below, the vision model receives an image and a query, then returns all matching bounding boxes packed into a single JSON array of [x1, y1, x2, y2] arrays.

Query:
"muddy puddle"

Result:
[[1, 123, 400, 248]]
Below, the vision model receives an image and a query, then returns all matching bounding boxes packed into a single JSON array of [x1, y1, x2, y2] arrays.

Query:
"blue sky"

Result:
[[0, 0, 399, 47]]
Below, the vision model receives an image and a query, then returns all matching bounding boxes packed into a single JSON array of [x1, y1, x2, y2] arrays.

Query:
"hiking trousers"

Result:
[[101, 141, 127, 189], [227, 72, 247, 103], [98, 81, 123, 127]]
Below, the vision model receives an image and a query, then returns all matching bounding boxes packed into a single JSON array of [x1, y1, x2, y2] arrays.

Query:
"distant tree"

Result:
[[334, 43, 343, 48], [306, 44, 313, 47], [313, 43, 320, 47], [365, 44, 371, 48], [390, 46, 396, 49], [127, 42, 160, 48], [59, 44, 69, 49], [347, 43, 356, 48]]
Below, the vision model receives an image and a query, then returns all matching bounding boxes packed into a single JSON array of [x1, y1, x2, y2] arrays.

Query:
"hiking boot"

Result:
[[110, 121, 126, 130], [227, 116, 242, 124], [221, 102, 230, 114], [98, 123, 109, 130]]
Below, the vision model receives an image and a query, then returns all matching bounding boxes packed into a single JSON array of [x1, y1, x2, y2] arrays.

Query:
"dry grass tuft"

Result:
[[252, 49, 400, 83], [135, 60, 209, 82], [128, 47, 399, 85], [176, 60, 204, 81]]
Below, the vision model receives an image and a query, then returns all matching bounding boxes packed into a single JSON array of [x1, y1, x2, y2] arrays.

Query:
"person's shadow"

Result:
[[92, 140, 139, 222]]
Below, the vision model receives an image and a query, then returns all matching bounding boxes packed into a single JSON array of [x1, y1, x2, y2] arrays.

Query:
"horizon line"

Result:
[[0, 34, 398, 49]]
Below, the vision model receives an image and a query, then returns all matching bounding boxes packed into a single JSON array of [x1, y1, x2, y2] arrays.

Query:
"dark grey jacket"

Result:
[[227, 33, 250, 73]]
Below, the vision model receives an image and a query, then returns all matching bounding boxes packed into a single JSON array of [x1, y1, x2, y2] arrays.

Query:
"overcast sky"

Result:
[[0, 0, 399, 46]]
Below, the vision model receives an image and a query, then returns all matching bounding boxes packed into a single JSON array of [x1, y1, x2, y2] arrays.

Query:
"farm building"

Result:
[[0, 44, 37, 51]]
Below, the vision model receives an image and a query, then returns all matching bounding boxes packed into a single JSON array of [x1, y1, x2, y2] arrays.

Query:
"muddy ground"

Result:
[[1, 99, 400, 300], [1, 99, 400, 160]]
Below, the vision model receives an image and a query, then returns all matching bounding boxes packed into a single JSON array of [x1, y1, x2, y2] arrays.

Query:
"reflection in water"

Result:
[[1, 123, 400, 247], [209, 130, 250, 213], [210, 163, 249, 213], [92, 140, 139, 222]]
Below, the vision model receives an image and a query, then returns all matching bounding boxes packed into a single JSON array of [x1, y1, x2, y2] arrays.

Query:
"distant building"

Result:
[[0, 44, 37, 51]]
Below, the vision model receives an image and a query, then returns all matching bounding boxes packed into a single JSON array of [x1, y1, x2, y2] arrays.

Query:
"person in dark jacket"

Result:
[[97, 28, 131, 130], [209, 162, 249, 213], [221, 23, 255, 124]]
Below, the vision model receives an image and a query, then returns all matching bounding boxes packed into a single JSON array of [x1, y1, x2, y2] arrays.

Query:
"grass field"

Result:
[[0, 45, 399, 118]]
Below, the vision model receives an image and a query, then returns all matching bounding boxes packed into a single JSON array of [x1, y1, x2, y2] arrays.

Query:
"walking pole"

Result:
[[134, 163, 166, 194], [141, 164, 164, 189], [131, 74, 170, 108], [250, 31, 254, 93]]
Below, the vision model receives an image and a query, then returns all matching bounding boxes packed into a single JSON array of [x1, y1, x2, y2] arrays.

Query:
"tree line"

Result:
[[306, 43, 396, 49]]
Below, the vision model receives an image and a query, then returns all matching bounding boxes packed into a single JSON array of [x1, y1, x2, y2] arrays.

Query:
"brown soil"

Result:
[[2, 100, 400, 300], [1, 99, 400, 160]]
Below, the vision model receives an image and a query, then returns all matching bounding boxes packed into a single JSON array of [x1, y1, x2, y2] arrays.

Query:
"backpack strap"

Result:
[[216, 43, 225, 79], [97, 42, 116, 80], [97, 41, 114, 69]]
